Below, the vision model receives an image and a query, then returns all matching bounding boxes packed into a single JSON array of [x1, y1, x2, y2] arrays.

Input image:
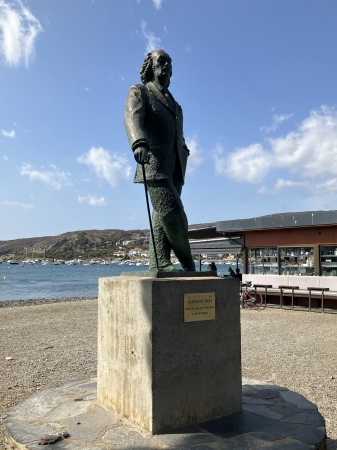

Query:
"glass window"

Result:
[[279, 247, 314, 276], [321, 246, 337, 276], [248, 248, 278, 274]]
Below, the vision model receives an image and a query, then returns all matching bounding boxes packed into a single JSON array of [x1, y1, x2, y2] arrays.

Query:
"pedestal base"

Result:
[[4, 378, 326, 449], [97, 276, 242, 433]]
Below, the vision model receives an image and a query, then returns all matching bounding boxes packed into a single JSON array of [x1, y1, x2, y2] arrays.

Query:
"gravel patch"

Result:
[[0, 301, 336, 449], [0, 296, 97, 308]]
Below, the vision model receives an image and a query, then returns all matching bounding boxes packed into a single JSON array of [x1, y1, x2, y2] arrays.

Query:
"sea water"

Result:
[[0, 262, 242, 302]]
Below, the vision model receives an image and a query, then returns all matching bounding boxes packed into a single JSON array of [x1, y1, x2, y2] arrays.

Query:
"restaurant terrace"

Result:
[[188, 210, 337, 312]]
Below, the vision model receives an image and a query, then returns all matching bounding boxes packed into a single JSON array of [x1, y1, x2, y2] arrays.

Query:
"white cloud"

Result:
[[314, 178, 337, 194], [214, 143, 271, 183], [136, 0, 163, 10], [261, 113, 293, 134], [152, 0, 163, 10], [78, 195, 106, 206], [0, 0, 42, 67], [77, 146, 132, 188], [141, 20, 161, 53], [258, 179, 308, 195], [2, 200, 33, 209], [185, 136, 203, 173], [215, 105, 337, 193], [3, 155, 8, 160], [270, 106, 337, 178], [2, 129, 15, 138], [274, 179, 307, 191], [20, 163, 71, 190]]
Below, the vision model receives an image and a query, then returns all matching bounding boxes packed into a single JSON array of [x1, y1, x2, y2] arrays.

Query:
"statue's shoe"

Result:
[[159, 264, 183, 272], [150, 263, 196, 272]]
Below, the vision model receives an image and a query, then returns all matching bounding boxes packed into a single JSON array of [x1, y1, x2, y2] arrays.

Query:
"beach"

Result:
[[0, 298, 336, 449]]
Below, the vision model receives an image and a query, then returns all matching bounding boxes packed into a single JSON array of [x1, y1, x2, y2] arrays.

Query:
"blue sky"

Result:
[[1, 0, 337, 240]]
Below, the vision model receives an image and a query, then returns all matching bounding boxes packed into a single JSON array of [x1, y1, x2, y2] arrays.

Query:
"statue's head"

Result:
[[140, 49, 172, 87]]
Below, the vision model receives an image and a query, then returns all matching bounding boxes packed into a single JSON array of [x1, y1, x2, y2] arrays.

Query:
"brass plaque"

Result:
[[184, 292, 215, 322]]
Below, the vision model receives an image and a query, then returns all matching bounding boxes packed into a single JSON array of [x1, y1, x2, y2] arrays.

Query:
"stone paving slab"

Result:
[[4, 378, 326, 449]]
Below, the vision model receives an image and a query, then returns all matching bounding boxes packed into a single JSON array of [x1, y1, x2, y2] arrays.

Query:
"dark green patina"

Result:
[[124, 50, 195, 272]]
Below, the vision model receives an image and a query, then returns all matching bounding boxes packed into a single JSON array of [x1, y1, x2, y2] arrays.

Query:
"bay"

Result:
[[0, 261, 243, 302]]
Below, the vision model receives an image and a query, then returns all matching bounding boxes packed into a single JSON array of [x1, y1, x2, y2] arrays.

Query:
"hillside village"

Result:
[[0, 227, 239, 265], [0, 229, 151, 263]]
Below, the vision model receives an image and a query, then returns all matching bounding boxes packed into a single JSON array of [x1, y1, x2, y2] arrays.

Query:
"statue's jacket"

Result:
[[124, 81, 189, 185]]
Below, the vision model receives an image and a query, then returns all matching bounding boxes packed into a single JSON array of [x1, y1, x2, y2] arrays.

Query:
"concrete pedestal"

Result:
[[97, 276, 242, 434]]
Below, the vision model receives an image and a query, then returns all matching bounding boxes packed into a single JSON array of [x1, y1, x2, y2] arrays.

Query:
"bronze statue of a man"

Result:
[[124, 49, 195, 272]]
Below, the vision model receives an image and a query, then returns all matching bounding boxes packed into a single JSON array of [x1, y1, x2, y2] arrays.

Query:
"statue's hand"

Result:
[[134, 146, 149, 165]]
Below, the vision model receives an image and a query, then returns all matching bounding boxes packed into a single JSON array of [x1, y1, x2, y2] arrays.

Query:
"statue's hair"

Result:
[[140, 49, 171, 85]]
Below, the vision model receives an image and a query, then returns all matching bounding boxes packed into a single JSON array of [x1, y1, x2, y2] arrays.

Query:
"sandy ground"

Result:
[[0, 298, 336, 449]]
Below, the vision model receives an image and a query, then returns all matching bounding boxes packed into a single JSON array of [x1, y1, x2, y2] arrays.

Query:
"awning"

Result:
[[189, 236, 244, 255]]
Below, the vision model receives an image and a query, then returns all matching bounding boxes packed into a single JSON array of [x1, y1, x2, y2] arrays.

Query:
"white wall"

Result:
[[242, 274, 337, 290]]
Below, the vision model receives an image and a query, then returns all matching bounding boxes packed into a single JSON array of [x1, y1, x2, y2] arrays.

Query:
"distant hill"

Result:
[[0, 229, 150, 260]]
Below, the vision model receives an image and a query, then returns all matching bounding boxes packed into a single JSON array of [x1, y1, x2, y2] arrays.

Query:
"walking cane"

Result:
[[142, 163, 159, 271]]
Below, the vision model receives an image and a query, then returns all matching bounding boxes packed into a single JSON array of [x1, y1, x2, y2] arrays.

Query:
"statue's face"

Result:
[[151, 51, 172, 87]]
